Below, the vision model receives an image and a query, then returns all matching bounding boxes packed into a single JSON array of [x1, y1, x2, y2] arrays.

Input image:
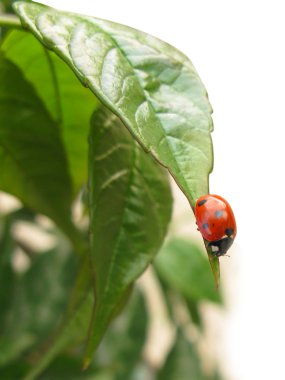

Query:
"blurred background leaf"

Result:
[[157, 330, 220, 380], [94, 289, 148, 380], [155, 238, 222, 304], [157, 330, 203, 380], [0, 217, 78, 370]]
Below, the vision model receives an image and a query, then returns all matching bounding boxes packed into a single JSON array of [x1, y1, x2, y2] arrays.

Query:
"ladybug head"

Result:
[[209, 236, 234, 257]]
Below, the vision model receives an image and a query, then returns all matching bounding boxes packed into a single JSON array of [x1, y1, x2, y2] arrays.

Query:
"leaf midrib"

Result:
[[82, 19, 190, 202], [17, 6, 202, 205], [27, 11, 191, 205]]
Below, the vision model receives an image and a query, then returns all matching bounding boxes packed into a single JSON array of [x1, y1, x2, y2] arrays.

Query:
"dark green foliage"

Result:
[[0, 3, 224, 379], [85, 107, 172, 362], [1, 29, 99, 194]]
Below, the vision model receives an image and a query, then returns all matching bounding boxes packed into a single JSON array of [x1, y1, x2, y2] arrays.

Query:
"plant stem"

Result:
[[0, 14, 22, 29]]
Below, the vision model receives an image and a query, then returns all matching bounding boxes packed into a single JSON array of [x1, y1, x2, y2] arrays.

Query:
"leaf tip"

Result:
[[82, 357, 91, 371], [210, 256, 220, 289], [205, 244, 220, 288]]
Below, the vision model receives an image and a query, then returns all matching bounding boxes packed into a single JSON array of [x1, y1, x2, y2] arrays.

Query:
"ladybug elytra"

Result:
[[195, 194, 237, 257]]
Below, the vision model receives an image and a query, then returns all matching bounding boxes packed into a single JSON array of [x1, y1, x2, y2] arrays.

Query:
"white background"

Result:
[[37, 1, 285, 379]]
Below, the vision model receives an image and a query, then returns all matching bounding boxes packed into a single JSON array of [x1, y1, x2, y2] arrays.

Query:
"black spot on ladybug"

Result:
[[225, 228, 234, 237], [202, 223, 209, 229], [198, 199, 207, 206], [215, 210, 223, 218]]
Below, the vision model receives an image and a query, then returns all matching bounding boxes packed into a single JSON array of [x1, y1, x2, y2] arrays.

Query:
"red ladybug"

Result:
[[195, 194, 237, 257]]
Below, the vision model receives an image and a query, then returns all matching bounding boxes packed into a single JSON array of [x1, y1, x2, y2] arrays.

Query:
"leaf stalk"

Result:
[[0, 14, 22, 29]]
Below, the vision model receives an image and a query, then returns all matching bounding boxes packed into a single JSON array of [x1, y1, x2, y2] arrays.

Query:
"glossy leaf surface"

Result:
[[15, 1, 220, 287], [1, 29, 99, 194], [14, 1, 213, 208], [14, 0, 219, 285], [86, 107, 172, 363]]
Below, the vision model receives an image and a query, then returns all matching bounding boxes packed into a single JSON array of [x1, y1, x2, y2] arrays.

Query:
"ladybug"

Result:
[[195, 194, 237, 257]]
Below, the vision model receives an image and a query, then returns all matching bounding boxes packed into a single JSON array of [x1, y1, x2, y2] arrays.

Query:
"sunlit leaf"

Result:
[[14, 1, 213, 207], [14, 0, 218, 283]]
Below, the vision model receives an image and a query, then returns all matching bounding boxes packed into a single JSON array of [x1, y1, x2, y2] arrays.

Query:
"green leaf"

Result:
[[22, 288, 147, 380], [0, 244, 78, 367], [157, 330, 207, 380], [22, 292, 94, 380], [13, 2, 213, 208], [207, 247, 220, 288], [0, 360, 30, 380], [98, 289, 148, 380], [1, 29, 99, 194], [155, 238, 222, 303], [0, 214, 16, 331], [0, 54, 79, 242], [0, 0, 27, 15], [38, 354, 108, 380], [13, 1, 218, 283], [185, 299, 203, 329], [85, 107, 172, 364]]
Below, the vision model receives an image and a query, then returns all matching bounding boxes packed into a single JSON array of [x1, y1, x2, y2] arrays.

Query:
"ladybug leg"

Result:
[[195, 221, 200, 231]]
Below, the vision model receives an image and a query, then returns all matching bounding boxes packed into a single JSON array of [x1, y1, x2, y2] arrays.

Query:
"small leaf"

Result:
[[1, 30, 99, 194], [155, 238, 222, 302], [157, 330, 206, 380], [206, 246, 220, 288], [0, 54, 78, 241], [85, 107, 172, 364], [185, 299, 203, 329], [14, 0, 218, 282]]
